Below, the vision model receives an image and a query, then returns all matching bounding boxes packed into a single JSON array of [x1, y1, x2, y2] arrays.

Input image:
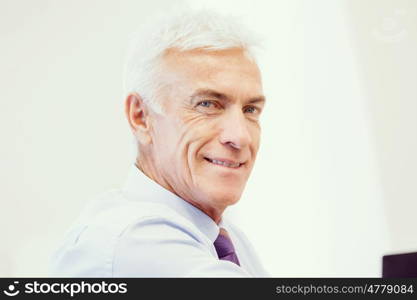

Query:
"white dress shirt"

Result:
[[49, 165, 269, 277]]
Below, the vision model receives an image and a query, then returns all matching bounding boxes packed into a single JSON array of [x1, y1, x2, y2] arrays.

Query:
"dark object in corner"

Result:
[[383, 251, 417, 278]]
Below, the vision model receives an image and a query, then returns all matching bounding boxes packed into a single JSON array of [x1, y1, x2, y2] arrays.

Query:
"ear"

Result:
[[125, 93, 152, 145]]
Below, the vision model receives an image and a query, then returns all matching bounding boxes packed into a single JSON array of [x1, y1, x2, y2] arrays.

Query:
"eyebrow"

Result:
[[189, 88, 266, 105]]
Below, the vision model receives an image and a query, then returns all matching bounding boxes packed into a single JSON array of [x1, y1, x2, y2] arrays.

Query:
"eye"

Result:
[[195, 100, 222, 112], [198, 100, 214, 108], [243, 106, 258, 114]]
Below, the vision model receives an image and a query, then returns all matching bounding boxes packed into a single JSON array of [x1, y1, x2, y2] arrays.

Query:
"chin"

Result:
[[206, 186, 243, 208]]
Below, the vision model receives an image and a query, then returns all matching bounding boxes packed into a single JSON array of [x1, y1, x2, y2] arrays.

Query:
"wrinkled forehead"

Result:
[[156, 48, 263, 101]]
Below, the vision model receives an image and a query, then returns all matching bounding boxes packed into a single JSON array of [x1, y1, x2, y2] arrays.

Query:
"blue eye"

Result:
[[244, 106, 257, 113], [198, 101, 213, 107]]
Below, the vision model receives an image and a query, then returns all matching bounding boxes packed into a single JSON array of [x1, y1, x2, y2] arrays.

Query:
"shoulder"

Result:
[[49, 189, 211, 277]]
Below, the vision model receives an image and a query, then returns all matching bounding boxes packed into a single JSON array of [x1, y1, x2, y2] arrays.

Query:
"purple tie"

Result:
[[214, 228, 240, 266]]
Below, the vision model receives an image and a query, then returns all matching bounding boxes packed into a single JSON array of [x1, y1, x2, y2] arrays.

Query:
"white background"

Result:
[[1, 0, 416, 277]]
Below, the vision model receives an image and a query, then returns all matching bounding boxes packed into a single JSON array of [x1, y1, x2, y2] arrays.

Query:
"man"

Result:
[[50, 10, 268, 277]]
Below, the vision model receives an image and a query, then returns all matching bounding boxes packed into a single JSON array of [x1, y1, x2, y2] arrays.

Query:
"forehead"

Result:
[[159, 48, 263, 98]]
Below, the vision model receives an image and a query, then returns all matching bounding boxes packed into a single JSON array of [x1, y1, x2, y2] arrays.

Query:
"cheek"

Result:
[[182, 120, 219, 166], [151, 119, 182, 162], [154, 117, 208, 164], [250, 124, 261, 151]]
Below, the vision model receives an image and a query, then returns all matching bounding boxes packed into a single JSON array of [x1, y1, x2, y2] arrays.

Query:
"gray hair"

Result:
[[123, 9, 261, 114]]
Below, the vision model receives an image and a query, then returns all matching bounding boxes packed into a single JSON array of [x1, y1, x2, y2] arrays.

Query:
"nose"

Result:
[[218, 109, 252, 150]]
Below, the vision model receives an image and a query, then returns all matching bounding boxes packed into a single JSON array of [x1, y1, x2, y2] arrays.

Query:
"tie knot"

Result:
[[213, 227, 240, 266], [218, 227, 230, 239]]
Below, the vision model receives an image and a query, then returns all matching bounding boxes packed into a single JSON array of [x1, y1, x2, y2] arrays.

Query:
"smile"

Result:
[[204, 157, 243, 169]]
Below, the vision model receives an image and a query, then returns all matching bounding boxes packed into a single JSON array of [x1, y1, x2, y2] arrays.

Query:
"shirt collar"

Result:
[[121, 164, 220, 243]]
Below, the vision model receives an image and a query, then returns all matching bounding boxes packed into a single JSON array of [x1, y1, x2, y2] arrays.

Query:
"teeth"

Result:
[[208, 158, 240, 168]]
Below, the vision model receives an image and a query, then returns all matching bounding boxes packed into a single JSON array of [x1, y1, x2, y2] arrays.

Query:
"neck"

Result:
[[135, 156, 224, 224]]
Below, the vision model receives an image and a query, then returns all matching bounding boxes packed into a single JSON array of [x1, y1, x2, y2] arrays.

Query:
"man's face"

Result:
[[147, 48, 265, 217]]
